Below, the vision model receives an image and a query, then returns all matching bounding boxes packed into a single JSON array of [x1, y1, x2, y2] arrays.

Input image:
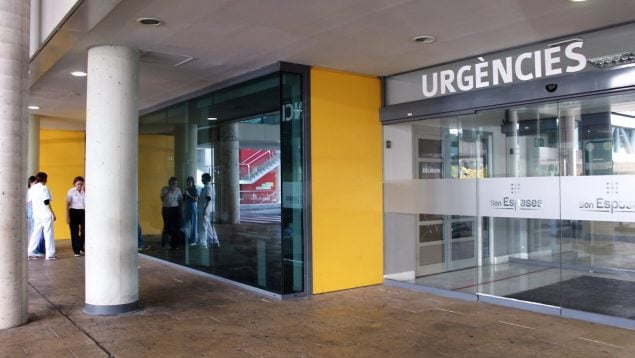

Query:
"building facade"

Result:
[[382, 22, 635, 329], [2, 0, 634, 331]]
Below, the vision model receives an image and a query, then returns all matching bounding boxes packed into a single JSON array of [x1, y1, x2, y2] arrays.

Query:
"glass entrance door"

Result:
[[384, 90, 635, 320], [414, 116, 486, 276], [475, 92, 635, 320], [476, 102, 561, 263]]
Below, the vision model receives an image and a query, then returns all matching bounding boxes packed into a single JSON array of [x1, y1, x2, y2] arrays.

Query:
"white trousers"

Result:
[[27, 216, 55, 257], [202, 214, 219, 246]]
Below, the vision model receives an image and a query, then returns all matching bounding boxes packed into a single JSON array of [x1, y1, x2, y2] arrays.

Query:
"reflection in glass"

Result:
[[419, 223, 442, 243], [138, 70, 305, 295]]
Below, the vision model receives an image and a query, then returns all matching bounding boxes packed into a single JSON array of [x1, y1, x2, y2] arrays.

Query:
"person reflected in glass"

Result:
[[27, 176, 46, 257], [184, 176, 199, 246], [66, 176, 85, 257], [27, 172, 57, 260], [200, 173, 219, 248], [138, 223, 150, 251], [160, 176, 183, 249]]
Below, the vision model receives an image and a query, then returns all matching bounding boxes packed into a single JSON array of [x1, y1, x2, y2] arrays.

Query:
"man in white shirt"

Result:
[[27, 172, 57, 260]]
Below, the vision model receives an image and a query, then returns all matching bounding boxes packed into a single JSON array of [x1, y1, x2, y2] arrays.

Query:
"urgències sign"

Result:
[[421, 42, 586, 98], [384, 23, 635, 106]]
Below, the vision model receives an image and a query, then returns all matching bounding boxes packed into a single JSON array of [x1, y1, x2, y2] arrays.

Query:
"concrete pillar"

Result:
[[0, 0, 30, 330], [174, 123, 198, 181], [27, 114, 40, 176], [218, 122, 240, 224], [509, 109, 520, 178], [505, 109, 526, 257], [84, 45, 140, 315], [566, 108, 580, 176]]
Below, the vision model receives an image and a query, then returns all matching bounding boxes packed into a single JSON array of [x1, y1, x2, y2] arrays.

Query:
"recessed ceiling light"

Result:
[[136, 17, 162, 26], [207, 117, 218, 121], [28, 105, 39, 110], [569, 0, 587, 2], [412, 35, 436, 44], [71, 71, 87, 77]]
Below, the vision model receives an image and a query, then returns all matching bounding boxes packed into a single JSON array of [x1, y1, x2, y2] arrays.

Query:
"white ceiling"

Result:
[[29, 0, 635, 126]]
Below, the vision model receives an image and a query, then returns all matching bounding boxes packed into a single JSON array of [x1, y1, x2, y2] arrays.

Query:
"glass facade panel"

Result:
[[383, 90, 635, 321], [475, 103, 563, 303], [138, 71, 306, 295], [280, 72, 304, 294], [557, 93, 635, 318]]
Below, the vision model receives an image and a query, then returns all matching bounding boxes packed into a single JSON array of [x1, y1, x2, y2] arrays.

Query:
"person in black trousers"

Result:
[[160, 177, 183, 248], [66, 176, 85, 256]]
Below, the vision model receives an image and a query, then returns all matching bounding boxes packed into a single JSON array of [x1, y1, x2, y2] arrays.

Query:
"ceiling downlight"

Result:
[[136, 17, 162, 26], [412, 35, 436, 44]]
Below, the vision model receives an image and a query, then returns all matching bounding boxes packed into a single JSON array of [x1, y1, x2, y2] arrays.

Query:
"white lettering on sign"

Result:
[[282, 102, 302, 122], [421, 42, 586, 98], [478, 177, 560, 219], [562, 176, 635, 222], [420, 167, 440, 174]]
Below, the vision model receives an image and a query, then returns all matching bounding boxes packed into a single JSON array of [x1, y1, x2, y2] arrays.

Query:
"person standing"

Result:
[[66, 176, 85, 257], [160, 177, 183, 248], [183, 176, 199, 246], [27, 176, 46, 256], [27, 172, 57, 260], [200, 173, 219, 248]]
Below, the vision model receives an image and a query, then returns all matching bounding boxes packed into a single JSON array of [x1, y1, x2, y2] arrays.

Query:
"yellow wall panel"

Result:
[[310, 68, 383, 293], [139, 134, 174, 236], [39, 130, 85, 240], [38, 131, 173, 240]]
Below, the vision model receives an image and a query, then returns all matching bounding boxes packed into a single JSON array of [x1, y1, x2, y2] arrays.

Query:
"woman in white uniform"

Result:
[[27, 172, 57, 260], [200, 173, 219, 248]]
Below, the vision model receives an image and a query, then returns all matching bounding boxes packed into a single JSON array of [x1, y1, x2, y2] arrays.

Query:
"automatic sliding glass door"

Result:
[[384, 90, 635, 320], [476, 91, 635, 320], [475, 102, 563, 299]]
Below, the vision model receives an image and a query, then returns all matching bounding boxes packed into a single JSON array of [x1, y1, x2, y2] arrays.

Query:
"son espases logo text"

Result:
[[578, 198, 635, 214], [490, 197, 543, 211]]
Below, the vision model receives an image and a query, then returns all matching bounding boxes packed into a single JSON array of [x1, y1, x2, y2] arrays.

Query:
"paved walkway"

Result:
[[1, 240, 634, 357]]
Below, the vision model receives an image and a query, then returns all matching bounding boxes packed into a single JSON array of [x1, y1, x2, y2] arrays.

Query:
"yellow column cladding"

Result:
[[310, 68, 383, 293]]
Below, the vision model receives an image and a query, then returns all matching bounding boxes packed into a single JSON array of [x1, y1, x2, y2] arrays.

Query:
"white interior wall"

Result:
[[30, 0, 79, 55]]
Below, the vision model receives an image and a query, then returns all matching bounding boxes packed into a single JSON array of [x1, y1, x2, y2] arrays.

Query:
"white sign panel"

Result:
[[384, 179, 476, 216], [561, 175, 635, 222], [478, 177, 560, 219]]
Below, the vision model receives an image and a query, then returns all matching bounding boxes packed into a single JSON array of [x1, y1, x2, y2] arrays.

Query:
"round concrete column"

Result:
[[175, 123, 198, 181], [27, 114, 40, 176], [0, 0, 30, 330], [566, 107, 580, 177], [219, 122, 240, 224], [84, 45, 140, 315]]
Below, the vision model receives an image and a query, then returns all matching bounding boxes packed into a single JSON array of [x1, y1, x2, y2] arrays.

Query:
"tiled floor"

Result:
[[2, 240, 635, 357]]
